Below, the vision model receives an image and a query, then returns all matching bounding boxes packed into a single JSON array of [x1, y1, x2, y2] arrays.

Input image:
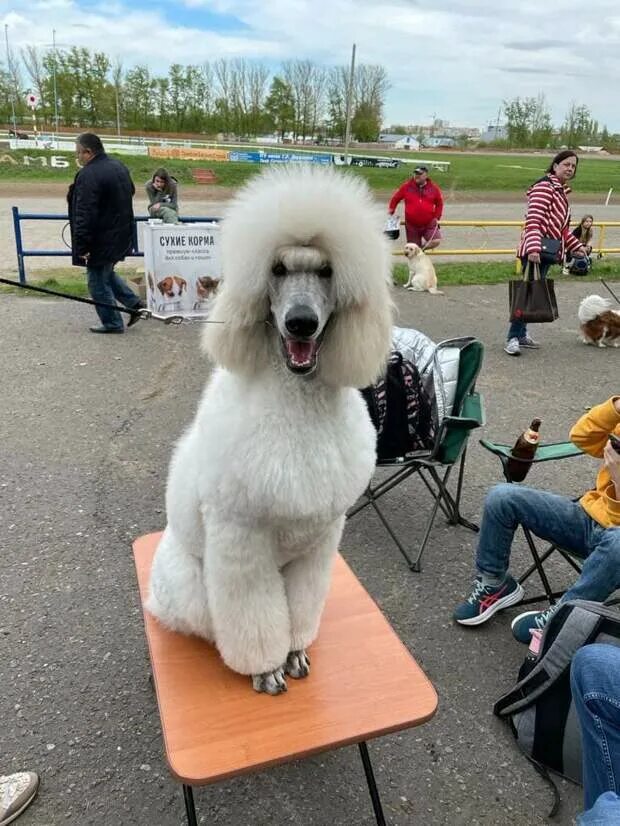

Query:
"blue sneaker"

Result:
[[511, 604, 559, 643], [453, 575, 524, 626]]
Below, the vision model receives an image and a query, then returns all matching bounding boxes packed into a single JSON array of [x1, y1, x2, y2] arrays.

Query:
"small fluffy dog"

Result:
[[403, 243, 443, 294], [147, 166, 393, 695], [196, 276, 220, 300], [578, 294, 620, 347]]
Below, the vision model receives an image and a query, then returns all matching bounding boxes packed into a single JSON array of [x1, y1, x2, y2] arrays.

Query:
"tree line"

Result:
[[0, 46, 389, 142], [501, 94, 613, 149]]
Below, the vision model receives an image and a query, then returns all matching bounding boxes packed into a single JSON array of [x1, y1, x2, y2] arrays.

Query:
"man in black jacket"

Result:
[[69, 133, 143, 333]]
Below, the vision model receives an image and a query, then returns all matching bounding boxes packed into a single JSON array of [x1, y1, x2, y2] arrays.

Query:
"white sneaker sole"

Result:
[[504, 347, 521, 356], [456, 583, 525, 626]]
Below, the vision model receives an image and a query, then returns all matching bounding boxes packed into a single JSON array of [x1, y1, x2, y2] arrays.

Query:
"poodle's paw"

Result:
[[285, 649, 310, 679], [252, 666, 287, 696]]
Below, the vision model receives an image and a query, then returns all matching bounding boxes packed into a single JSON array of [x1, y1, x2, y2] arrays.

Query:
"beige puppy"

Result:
[[403, 242, 443, 294]]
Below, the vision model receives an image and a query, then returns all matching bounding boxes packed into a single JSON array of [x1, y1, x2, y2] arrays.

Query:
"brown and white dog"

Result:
[[403, 243, 443, 294], [578, 294, 620, 347], [156, 275, 187, 312]]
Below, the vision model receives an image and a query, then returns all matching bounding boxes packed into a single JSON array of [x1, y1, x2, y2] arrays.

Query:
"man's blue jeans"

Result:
[[507, 258, 551, 340], [475, 484, 620, 603], [571, 645, 620, 818], [87, 262, 140, 330]]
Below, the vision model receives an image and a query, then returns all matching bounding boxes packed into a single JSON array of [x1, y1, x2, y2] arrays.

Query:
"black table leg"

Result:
[[358, 741, 387, 826], [183, 784, 198, 826]]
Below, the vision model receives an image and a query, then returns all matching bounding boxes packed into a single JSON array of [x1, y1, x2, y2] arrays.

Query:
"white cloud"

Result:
[[2, 0, 620, 130]]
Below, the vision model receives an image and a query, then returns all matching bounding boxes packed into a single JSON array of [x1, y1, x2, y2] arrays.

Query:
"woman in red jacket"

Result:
[[506, 150, 588, 357], [388, 166, 443, 250]]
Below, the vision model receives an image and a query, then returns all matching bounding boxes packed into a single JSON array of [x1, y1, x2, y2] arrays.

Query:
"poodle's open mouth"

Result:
[[281, 335, 322, 374]]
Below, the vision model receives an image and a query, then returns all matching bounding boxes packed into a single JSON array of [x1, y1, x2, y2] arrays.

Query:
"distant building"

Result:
[[480, 124, 508, 143]]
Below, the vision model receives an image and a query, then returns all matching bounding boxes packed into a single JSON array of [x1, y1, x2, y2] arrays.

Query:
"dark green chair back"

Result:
[[436, 339, 485, 465]]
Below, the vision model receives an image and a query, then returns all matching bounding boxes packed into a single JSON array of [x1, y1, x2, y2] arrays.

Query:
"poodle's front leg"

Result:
[[281, 517, 344, 678], [204, 520, 291, 694]]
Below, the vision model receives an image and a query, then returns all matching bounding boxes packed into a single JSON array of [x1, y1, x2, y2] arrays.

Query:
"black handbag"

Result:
[[509, 262, 559, 324], [540, 237, 562, 264]]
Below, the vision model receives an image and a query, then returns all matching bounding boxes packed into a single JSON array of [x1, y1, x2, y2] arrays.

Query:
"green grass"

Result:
[[2, 148, 620, 194], [4, 261, 620, 300]]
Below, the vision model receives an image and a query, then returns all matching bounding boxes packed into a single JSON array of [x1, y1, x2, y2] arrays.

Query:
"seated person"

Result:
[[146, 168, 179, 224], [571, 644, 620, 824], [564, 214, 594, 275], [453, 396, 620, 642]]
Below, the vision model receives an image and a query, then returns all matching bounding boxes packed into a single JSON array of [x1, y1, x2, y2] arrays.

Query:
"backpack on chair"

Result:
[[361, 351, 436, 462], [494, 600, 620, 815]]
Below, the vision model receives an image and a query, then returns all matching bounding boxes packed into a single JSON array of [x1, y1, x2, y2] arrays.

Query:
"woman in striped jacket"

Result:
[[506, 150, 588, 356]]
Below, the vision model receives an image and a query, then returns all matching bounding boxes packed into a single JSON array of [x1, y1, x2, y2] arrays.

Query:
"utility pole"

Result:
[[4, 24, 18, 137], [52, 29, 59, 139], [343, 43, 356, 163]]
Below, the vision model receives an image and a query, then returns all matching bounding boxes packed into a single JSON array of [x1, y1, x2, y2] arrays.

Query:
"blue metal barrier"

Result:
[[11, 207, 220, 284]]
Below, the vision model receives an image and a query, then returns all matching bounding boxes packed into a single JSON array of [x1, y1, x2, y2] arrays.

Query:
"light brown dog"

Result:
[[403, 243, 443, 294]]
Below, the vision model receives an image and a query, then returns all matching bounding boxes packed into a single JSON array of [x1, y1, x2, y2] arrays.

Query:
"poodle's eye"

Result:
[[318, 263, 333, 279], [271, 261, 287, 277]]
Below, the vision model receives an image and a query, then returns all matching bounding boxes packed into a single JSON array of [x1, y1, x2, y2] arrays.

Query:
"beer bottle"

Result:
[[506, 418, 542, 482]]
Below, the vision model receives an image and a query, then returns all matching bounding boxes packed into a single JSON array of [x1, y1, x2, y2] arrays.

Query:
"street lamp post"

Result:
[[4, 24, 18, 137], [343, 43, 356, 163], [52, 29, 59, 139]]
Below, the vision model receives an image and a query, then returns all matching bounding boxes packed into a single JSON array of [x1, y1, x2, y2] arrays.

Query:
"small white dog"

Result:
[[147, 166, 393, 695], [403, 242, 443, 294]]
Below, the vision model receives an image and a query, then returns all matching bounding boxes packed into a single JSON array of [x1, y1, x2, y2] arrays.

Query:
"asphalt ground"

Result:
[[1, 270, 618, 825]]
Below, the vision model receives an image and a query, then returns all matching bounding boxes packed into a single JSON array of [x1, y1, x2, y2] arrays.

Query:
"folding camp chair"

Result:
[[479, 439, 585, 606], [347, 338, 485, 572]]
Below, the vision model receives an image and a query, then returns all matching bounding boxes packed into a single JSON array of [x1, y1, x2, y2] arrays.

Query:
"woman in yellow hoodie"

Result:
[[453, 397, 620, 642]]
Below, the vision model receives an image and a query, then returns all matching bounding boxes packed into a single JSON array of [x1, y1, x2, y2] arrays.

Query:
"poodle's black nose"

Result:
[[285, 305, 319, 338]]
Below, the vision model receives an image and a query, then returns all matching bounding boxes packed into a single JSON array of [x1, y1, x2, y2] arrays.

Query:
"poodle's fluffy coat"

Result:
[[578, 294, 620, 347], [147, 166, 393, 694]]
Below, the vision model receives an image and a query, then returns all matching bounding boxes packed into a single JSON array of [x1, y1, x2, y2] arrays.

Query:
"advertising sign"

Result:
[[142, 221, 222, 319], [148, 146, 230, 161], [259, 152, 332, 165], [229, 150, 261, 163]]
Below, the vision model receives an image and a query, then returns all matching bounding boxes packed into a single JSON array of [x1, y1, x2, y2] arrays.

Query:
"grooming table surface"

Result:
[[133, 532, 438, 786]]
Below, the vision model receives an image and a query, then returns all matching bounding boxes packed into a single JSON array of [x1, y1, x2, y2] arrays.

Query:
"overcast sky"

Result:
[[3, 0, 620, 131]]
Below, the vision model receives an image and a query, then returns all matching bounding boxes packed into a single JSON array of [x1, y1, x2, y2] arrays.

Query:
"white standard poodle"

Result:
[[147, 165, 394, 695]]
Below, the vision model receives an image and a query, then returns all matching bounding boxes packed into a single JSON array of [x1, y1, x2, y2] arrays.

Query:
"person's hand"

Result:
[[573, 248, 587, 258], [604, 439, 620, 497], [83, 252, 90, 262], [152, 203, 160, 211], [527, 252, 541, 263]]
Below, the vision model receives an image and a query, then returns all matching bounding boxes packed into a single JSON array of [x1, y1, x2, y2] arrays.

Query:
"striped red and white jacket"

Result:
[[517, 173, 586, 260]]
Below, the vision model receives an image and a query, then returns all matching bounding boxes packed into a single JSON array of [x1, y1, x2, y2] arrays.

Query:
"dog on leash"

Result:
[[147, 165, 393, 695], [578, 294, 620, 347], [403, 243, 443, 294]]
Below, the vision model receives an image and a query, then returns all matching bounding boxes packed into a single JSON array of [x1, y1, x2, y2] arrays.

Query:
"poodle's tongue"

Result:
[[286, 338, 317, 367]]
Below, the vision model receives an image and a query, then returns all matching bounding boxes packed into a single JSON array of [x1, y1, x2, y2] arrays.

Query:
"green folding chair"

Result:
[[348, 339, 485, 572], [479, 439, 585, 605]]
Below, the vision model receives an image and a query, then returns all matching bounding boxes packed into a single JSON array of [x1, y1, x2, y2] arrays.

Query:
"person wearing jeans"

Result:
[[506, 150, 587, 357], [68, 132, 143, 334], [86, 263, 142, 332], [453, 397, 620, 642], [571, 644, 620, 823]]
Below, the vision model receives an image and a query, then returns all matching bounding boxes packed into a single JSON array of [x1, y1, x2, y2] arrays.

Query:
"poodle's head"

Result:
[[404, 242, 422, 259], [203, 165, 394, 388]]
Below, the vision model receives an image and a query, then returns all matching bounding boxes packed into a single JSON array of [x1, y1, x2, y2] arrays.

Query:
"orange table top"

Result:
[[133, 532, 438, 786]]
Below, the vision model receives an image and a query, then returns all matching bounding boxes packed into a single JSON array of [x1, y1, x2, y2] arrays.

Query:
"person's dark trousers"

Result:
[[86, 262, 141, 330], [507, 257, 552, 340]]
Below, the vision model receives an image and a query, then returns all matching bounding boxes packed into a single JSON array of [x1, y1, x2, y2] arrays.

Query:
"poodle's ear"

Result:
[[318, 294, 393, 389], [201, 288, 272, 375]]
